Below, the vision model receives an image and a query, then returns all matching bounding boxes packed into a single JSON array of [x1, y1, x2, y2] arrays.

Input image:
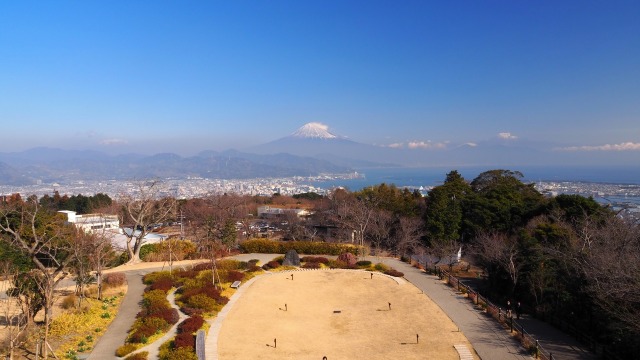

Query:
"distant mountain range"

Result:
[[1, 122, 635, 186], [0, 145, 353, 186]]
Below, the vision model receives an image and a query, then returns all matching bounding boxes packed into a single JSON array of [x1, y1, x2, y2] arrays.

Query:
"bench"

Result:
[[231, 281, 241, 289]]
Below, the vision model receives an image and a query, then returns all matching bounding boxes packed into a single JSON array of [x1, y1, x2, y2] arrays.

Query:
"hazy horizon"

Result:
[[1, 1, 639, 166]]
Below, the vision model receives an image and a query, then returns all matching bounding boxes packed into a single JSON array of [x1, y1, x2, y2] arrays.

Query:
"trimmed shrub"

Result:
[[180, 307, 204, 317], [267, 260, 281, 269], [247, 265, 262, 272], [248, 259, 260, 265], [187, 294, 217, 311], [153, 308, 180, 325], [302, 262, 321, 269], [384, 269, 405, 277], [337, 252, 357, 266], [129, 329, 153, 344], [142, 289, 170, 310], [226, 270, 245, 282], [356, 260, 372, 267], [239, 239, 361, 256], [178, 315, 204, 334], [125, 352, 149, 360], [327, 259, 348, 269], [61, 294, 77, 309], [216, 259, 243, 271], [173, 269, 199, 281], [139, 243, 158, 261], [159, 346, 198, 360], [116, 343, 137, 357], [143, 271, 173, 286], [180, 286, 226, 305], [301, 256, 329, 264], [149, 277, 174, 292], [192, 262, 212, 271], [103, 272, 126, 288], [141, 240, 197, 262], [129, 316, 169, 343], [141, 316, 170, 331], [174, 332, 195, 349], [374, 263, 390, 272]]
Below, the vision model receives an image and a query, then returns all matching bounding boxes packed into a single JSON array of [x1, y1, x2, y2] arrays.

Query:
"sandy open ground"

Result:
[[218, 270, 478, 360]]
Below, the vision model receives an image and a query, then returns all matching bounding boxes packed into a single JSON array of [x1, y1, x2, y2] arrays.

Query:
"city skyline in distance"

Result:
[[1, 1, 639, 167]]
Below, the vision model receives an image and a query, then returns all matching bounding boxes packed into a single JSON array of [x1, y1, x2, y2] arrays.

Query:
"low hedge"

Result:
[[384, 269, 405, 277], [239, 239, 361, 256], [125, 352, 148, 360], [103, 272, 127, 288], [301, 256, 329, 264], [116, 343, 137, 357]]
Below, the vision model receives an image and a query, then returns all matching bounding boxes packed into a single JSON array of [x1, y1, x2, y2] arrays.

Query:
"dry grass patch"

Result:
[[50, 285, 126, 359], [218, 270, 478, 360]]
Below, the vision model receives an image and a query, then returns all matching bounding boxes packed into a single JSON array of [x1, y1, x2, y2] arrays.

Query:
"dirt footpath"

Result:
[[218, 270, 477, 360]]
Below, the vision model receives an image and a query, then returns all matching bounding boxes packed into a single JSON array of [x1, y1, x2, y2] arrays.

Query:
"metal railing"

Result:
[[437, 268, 627, 360], [440, 269, 553, 360]]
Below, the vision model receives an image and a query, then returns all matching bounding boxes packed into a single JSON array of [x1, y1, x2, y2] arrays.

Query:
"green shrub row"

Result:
[[239, 239, 361, 256]]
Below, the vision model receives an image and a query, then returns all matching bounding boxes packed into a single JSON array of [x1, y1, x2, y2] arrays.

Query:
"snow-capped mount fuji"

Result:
[[291, 122, 340, 139], [247, 122, 396, 167]]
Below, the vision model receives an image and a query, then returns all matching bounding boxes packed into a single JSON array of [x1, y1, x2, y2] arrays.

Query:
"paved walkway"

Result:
[[87, 262, 199, 359], [86, 256, 276, 360], [87, 254, 596, 360], [126, 289, 189, 359], [370, 257, 596, 360], [88, 270, 150, 360]]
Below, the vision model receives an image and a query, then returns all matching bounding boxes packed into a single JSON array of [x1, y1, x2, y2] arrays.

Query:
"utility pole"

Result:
[[179, 209, 185, 240]]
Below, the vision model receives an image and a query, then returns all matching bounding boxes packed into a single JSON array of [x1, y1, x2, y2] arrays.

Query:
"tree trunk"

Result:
[[96, 271, 103, 301], [126, 241, 142, 264]]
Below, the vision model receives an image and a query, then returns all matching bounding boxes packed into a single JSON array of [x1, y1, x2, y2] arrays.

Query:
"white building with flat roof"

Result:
[[58, 210, 120, 233]]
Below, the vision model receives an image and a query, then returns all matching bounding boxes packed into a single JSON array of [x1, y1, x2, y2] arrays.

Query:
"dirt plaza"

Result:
[[217, 269, 478, 360]]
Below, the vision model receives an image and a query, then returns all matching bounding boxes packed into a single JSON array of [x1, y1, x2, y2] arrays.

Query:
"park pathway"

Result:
[[86, 256, 275, 360], [370, 257, 596, 360], [125, 289, 189, 359], [88, 270, 149, 360], [87, 261, 203, 360], [87, 254, 596, 360]]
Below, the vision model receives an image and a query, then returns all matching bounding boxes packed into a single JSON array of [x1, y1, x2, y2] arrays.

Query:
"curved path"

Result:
[[88, 255, 593, 360], [88, 270, 150, 360], [86, 257, 274, 360], [126, 289, 189, 359], [369, 257, 596, 360], [88, 261, 203, 360], [370, 257, 533, 360]]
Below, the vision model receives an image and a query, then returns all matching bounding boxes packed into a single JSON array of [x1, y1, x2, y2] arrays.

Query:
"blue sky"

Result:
[[1, 1, 639, 162]]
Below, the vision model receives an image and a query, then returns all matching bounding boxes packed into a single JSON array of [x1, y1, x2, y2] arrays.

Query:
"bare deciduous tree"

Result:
[[0, 197, 75, 358], [118, 181, 176, 263], [473, 231, 523, 295], [571, 216, 640, 332], [1, 262, 29, 360], [394, 216, 424, 259], [71, 225, 115, 301], [367, 209, 393, 255], [329, 190, 377, 258]]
